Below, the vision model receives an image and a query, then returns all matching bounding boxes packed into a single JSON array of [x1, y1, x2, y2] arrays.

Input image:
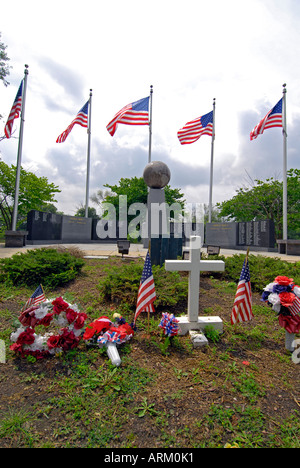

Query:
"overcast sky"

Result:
[[1, 0, 300, 215]]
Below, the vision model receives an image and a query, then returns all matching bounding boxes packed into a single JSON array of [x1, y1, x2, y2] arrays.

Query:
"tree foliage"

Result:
[[0, 161, 60, 231], [0, 33, 10, 88], [103, 176, 185, 220], [217, 169, 300, 238]]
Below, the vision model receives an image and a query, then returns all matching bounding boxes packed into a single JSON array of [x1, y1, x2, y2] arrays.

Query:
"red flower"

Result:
[[74, 312, 87, 330], [39, 313, 53, 327], [275, 276, 294, 286], [279, 292, 296, 307], [47, 334, 61, 349], [52, 297, 69, 315], [17, 327, 35, 345], [66, 308, 78, 324]]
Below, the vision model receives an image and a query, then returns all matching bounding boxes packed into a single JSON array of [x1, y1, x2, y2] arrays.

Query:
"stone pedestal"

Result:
[[5, 230, 28, 248]]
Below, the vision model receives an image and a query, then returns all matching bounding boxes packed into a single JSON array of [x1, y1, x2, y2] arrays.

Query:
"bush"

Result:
[[98, 260, 188, 308], [204, 253, 300, 292], [0, 248, 85, 289]]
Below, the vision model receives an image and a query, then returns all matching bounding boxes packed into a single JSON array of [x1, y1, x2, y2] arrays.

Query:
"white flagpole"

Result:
[[85, 89, 92, 218], [11, 64, 29, 232], [208, 98, 216, 223], [148, 85, 153, 163], [282, 84, 288, 241]]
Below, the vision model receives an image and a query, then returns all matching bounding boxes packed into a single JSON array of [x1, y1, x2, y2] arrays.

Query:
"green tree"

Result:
[[0, 161, 60, 232], [217, 169, 300, 238], [103, 176, 185, 220], [0, 33, 10, 88]]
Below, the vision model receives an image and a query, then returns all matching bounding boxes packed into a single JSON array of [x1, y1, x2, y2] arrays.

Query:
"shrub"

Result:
[[98, 260, 188, 308], [0, 248, 84, 289], [203, 253, 300, 292]]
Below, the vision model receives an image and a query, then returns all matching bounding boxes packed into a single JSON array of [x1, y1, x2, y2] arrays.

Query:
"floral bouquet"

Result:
[[83, 314, 134, 347], [10, 297, 87, 359], [261, 276, 300, 334], [159, 312, 180, 337]]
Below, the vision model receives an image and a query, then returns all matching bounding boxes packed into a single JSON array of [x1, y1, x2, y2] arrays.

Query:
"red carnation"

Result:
[[66, 308, 78, 324], [279, 292, 296, 307], [17, 327, 35, 345], [47, 334, 61, 350], [52, 297, 69, 315], [275, 276, 294, 286], [74, 312, 87, 330]]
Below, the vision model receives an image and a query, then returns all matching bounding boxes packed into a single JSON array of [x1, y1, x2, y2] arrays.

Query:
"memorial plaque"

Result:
[[61, 216, 92, 242], [27, 210, 62, 241], [205, 223, 238, 248]]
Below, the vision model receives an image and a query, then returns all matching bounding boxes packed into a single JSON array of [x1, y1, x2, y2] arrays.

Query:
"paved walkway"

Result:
[[0, 242, 299, 263]]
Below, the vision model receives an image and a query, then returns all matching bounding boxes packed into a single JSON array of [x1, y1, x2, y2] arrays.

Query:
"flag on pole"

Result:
[[106, 96, 149, 137], [250, 98, 283, 140], [4, 81, 23, 138], [177, 110, 213, 145], [56, 101, 89, 143], [231, 257, 253, 325], [134, 251, 156, 325], [21, 285, 46, 312]]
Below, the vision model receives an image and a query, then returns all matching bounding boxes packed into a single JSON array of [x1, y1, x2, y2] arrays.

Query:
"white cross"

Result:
[[165, 236, 225, 335]]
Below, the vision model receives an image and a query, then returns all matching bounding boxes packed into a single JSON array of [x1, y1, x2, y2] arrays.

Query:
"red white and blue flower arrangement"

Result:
[[10, 297, 87, 359], [261, 276, 300, 334]]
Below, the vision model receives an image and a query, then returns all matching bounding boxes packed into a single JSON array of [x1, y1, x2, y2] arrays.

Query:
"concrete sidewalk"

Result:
[[0, 242, 299, 263]]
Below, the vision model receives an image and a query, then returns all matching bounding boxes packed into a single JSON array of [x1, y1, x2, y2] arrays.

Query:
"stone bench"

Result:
[[277, 239, 300, 256]]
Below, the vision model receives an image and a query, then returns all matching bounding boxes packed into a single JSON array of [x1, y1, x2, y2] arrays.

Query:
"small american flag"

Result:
[[134, 251, 156, 324], [22, 285, 46, 312], [177, 111, 213, 145], [231, 259, 253, 325], [106, 96, 149, 137], [56, 101, 89, 143], [4, 81, 23, 139], [250, 98, 282, 140], [289, 296, 300, 317]]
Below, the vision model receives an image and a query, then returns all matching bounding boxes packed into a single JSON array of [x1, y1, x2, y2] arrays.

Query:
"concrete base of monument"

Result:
[[177, 316, 223, 336]]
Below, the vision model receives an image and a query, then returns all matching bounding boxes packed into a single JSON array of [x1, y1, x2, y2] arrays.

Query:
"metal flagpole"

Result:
[[85, 89, 92, 218], [11, 64, 29, 232], [208, 98, 216, 223], [148, 85, 153, 163], [282, 84, 288, 241]]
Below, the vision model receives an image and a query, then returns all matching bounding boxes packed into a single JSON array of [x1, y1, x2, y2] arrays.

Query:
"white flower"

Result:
[[10, 327, 26, 342], [264, 282, 276, 292], [294, 286, 300, 298], [268, 293, 281, 306], [35, 304, 51, 320]]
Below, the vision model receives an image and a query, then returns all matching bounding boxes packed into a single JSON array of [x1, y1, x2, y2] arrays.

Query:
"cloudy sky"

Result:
[[0, 0, 300, 215]]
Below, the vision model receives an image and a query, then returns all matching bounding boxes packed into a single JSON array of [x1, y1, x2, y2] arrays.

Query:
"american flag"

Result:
[[22, 285, 46, 312], [4, 81, 23, 139], [134, 251, 156, 324], [177, 111, 213, 145], [56, 101, 89, 143], [250, 98, 282, 140], [106, 96, 149, 137], [289, 296, 300, 317], [231, 259, 253, 325]]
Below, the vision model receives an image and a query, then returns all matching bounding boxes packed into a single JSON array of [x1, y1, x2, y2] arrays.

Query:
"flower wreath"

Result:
[[261, 276, 300, 334], [10, 297, 87, 359]]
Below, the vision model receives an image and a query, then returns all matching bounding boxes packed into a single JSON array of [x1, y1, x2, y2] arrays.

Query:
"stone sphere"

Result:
[[143, 161, 171, 188]]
